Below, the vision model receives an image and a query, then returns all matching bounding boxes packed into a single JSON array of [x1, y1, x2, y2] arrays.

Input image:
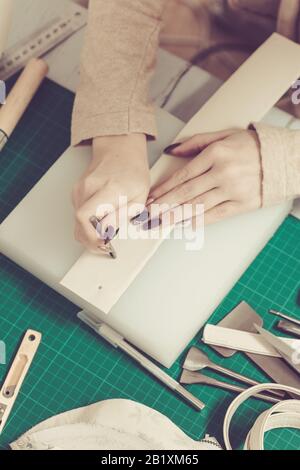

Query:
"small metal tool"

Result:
[[90, 216, 117, 259], [269, 309, 300, 327], [104, 241, 117, 260], [183, 347, 284, 397], [180, 370, 279, 404], [255, 325, 300, 376], [277, 320, 300, 338]]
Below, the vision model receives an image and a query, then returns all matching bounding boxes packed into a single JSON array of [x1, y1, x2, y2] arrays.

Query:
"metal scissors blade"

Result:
[[255, 325, 300, 376]]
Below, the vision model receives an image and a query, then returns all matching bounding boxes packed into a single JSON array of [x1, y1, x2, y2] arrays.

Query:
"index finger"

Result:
[[149, 149, 212, 202]]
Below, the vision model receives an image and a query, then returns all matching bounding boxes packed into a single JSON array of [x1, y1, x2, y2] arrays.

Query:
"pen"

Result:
[[78, 310, 205, 411]]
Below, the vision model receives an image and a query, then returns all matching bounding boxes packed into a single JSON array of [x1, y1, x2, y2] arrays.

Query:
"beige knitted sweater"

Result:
[[72, 0, 300, 206]]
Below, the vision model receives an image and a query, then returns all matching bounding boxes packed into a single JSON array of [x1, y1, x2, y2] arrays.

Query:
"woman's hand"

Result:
[[146, 129, 262, 227], [72, 133, 150, 251]]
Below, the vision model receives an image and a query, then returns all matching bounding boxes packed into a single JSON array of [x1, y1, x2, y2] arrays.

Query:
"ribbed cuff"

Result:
[[252, 123, 289, 206]]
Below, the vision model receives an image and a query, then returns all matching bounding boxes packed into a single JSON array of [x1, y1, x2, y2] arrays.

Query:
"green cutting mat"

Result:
[[0, 76, 300, 451]]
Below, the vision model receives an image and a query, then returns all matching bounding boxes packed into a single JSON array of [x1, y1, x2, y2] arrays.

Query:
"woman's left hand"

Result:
[[146, 129, 262, 227]]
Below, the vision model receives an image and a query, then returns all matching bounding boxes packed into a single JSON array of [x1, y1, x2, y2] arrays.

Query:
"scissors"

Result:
[[255, 325, 300, 376]]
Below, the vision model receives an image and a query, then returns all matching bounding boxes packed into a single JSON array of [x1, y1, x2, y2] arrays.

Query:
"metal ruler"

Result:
[[0, 4, 87, 81]]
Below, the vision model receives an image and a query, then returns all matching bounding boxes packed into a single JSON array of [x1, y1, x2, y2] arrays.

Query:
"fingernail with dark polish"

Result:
[[142, 217, 161, 231], [131, 208, 149, 225], [164, 143, 182, 155], [104, 225, 116, 244]]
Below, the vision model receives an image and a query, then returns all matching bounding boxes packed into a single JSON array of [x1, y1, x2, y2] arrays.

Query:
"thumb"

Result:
[[164, 129, 238, 158]]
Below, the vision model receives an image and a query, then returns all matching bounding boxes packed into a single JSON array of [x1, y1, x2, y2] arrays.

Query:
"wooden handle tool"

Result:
[[0, 58, 48, 151], [0, 329, 42, 434]]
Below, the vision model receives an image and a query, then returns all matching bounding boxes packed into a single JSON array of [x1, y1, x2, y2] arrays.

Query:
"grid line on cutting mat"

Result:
[[0, 77, 300, 450]]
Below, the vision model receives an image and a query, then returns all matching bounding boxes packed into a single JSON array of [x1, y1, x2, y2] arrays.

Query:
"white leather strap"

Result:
[[203, 325, 300, 357], [223, 384, 300, 450]]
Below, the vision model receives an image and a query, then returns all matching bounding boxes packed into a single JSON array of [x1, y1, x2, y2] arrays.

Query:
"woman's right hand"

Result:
[[72, 133, 150, 253]]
